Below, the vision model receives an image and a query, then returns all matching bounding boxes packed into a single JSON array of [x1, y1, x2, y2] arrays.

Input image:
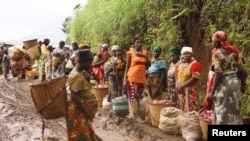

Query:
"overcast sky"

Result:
[[0, 0, 87, 45]]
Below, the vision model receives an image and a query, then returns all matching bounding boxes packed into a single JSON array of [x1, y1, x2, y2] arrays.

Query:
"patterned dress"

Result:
[[66, 71, 99, 141], [167, 61, 179, 105], [211, 49, 243, 125], [175, 60, 201, 112], [146, 58, 166, 99]]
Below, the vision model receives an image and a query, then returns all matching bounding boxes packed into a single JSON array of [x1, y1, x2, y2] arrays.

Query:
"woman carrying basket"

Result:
[[66, 49, 102, 141]]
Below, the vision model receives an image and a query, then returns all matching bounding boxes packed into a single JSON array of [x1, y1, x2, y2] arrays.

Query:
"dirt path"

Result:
[[0, 76, 187, 141]]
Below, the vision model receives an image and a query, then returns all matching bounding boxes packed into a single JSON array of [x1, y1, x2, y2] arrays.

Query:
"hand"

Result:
[[176, 85, 184, 94], [135, 52, 145, 57]]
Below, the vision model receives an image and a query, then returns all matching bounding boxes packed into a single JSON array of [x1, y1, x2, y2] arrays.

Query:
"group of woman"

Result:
[[65, 30, 247, 140]]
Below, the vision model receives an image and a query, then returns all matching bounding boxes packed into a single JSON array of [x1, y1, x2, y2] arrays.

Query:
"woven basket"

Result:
[[29, 76, 67, 119], [92, 85, 109, 107], [8, 47, 24, 61], [23, 39, 38, 49], [198, 108, 212, 141], [26, 45, 40, 60], [149, 102, 176, 127]]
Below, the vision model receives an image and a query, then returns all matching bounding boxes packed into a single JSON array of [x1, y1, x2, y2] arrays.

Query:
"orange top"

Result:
[[25, 69, 37, 76], [127, 50, 148, 83]]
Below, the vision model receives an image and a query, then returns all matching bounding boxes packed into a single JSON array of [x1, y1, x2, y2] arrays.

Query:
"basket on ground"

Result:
[[92, 84, 109, 107], [198, 108, 212, 141], [149, 101, 176, 127], [29, 76, 67, 119]]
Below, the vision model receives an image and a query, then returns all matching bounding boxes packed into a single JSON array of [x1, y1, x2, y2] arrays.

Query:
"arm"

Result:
[[70, 91, 92, 120], [123, 55, 131, 88], [92, 59, 106, 67], [154, 68, 166, 96], [176, 77, 199, 93]]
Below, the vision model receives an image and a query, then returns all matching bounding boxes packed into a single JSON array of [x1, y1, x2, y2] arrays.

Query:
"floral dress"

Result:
[[66, 71, 99, 141], [175, 60, 201, 112], [211, 49, 243, 125]]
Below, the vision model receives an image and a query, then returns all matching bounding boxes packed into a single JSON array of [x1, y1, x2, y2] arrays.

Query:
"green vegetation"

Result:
[[63, 0, 250, 117]]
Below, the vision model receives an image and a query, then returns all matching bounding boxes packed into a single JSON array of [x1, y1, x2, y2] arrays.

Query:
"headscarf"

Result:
[[212, 31, 239, 53], [111, 45, 120, 51], [43, 38, 50, 44], [153, 46, 162, 53], [72, 41, 78, 46], [181, 46, 193, 55], [79, 44, 90, 49], [77, 49, 93, 62], [101, 43, 109, 49], [168, 46, 180, 56]]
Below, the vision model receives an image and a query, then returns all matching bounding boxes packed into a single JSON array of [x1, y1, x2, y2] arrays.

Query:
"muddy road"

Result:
[[0, 76, 186, 141]]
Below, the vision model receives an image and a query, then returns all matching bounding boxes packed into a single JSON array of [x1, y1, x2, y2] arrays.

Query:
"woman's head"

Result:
[[43, 38, 50, 45], [133, 36, 142, 51], [72, 41, 79, 50], [76, 49, 93, 72], [111, 45, 119, 56], [168, 46, 180, 62], [181, 46, 193, 62], [101, 43, 109, 51], [152, 46, 162, 58], [212, 31, 239, 53]]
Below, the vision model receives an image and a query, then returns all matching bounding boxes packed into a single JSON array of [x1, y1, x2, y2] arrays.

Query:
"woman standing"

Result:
[[146, 46, 166, 99], [207, 31, 246, 125], [166, 47, 180, 105], [106, 45, 120, 102], [175, 46, 201, 112], [66, 49, 101, 141], [123, 36, 150, 122], [114, 48, 126, 97], [92, 43, 110, 83], [37, 38, 50, 81]]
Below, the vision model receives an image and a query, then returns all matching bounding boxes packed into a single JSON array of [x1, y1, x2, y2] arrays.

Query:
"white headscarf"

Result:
[[111, 45, 119, 51], [181, 46, 193, 55]]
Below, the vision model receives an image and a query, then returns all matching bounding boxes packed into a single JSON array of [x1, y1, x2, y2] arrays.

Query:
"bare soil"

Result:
[[0, 76, 187, 141]]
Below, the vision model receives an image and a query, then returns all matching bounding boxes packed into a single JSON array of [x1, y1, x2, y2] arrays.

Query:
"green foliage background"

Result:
[[64, 0, 250, 116]]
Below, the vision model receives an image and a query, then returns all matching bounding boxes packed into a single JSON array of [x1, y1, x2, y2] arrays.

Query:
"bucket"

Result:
[[149, 101, 176, 127], [111, 96, 129, 115], [92, 84, 109, 107], [29, 76, 67, 119], [198, 108, 212, 141]]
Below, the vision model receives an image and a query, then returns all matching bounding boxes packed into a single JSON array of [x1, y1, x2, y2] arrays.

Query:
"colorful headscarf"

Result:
[[153, 46, 162, 53], [212, 31, 239, 53], [168, 46, 180, 56]]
